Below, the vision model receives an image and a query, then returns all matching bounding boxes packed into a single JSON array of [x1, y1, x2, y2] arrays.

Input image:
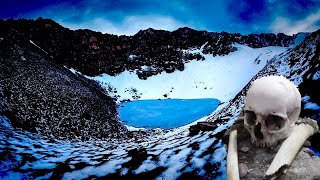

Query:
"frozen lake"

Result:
[[118, 98, 220, 129]]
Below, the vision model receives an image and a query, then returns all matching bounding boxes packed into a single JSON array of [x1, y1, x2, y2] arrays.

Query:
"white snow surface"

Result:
[[302, 96, 320, 110], [90, 44, 289, 102], [312, 70, 320, 80], [29, 40, 49, 55]]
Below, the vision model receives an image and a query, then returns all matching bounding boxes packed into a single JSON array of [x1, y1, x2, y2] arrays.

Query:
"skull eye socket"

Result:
[[265, 115, 285, 131], [244, 111, 256, 126]]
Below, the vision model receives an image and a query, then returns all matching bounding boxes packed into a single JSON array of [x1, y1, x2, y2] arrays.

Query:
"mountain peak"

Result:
[[135, 28, 169, 36]]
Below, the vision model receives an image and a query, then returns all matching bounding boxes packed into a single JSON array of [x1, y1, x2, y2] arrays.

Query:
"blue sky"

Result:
[[1, 0, 320, 35]]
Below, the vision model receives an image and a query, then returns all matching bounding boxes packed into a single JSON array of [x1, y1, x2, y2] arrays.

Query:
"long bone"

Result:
[[264, 118, 319, 179], [227, 130, 240, 180]]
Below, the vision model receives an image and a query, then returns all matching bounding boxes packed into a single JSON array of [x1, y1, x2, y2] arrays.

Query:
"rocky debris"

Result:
[[120, 99, 131, 103], [239, 163, 248, 178], [123, 148, 148, 170], [189, 121, 219, 136], [0, 18, 297, 80], [0, 27, 129, 140], [295, 30, 320, 120], [223, 117, 320, 179], [291, 30, 320, 152], [239, 144, 320, 179]]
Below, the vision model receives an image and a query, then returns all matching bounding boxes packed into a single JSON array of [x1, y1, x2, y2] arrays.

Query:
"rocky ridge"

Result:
[[1, 18, 296, 80]]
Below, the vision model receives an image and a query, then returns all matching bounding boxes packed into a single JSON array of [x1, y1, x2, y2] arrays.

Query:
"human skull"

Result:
[[244, 76, 301, 148]]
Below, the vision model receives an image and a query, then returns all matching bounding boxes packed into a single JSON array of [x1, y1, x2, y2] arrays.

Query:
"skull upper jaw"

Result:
[[243, 108, 293, 148]]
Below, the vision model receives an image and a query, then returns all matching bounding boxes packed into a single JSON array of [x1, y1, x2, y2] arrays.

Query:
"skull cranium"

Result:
[[244, 76, 301, 148]]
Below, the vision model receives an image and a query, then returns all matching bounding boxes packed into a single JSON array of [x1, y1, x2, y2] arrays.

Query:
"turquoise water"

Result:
[[118, 98, 220, 129]]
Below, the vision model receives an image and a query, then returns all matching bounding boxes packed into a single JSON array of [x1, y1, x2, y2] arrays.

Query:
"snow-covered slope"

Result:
[[0, 114, 229, 179], [90, 44, 289, 103], [208, 30, 320, 124]]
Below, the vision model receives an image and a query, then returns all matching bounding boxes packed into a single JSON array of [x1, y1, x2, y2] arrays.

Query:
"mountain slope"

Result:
[[0, 26, 128, 140], [208, 29, 320, 135]]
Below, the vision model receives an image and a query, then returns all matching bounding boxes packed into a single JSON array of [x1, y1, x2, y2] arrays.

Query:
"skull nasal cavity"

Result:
[[254, 123, 264, 140]]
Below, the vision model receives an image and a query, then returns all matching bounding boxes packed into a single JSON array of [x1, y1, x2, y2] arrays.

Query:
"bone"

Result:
[[227, 130, 240, 180], [265, 119, 319, 179]]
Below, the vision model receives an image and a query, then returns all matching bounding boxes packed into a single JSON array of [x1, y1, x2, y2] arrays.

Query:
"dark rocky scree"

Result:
[[189, 122, 219, 136], [1, 18, 296, 80], [289, 30, 320, 152], [296, 30, 320, 120], [0, 27, 129, 140]]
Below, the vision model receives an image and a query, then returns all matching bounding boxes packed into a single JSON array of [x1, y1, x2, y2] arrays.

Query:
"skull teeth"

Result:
[[253, 140, 271, 148]]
